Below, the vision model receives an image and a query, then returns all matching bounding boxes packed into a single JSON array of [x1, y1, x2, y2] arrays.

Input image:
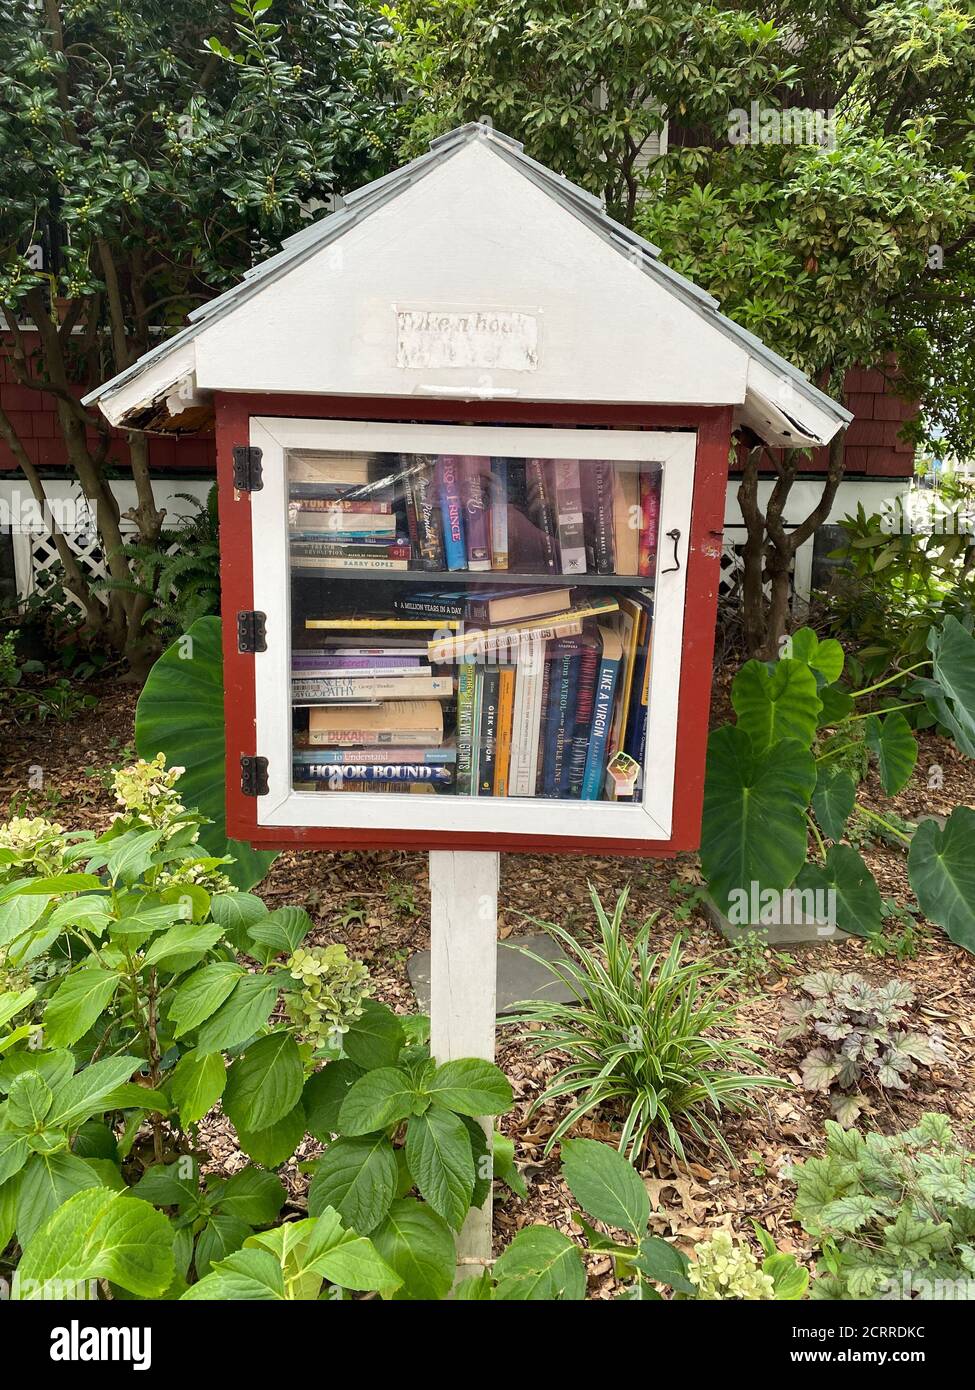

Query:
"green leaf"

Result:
[[909, 808, 975, 952], [630, 1235, 694, 1293], [210, 892, 268, 948], [224, 1032, 304, 1133], [168, 963, 245, 1038], [701, 727, 816, 915], [427, 1059, 513, 1117], [342, 1000, 405, 1070], [925, 616, 975, 757], [48, 1055, 144, 1128], [214, 1168, 286, 1225], [405, 1107, 474, 1230], [308, 1134, 397, 1234], [11, 873, 103, 896], [310, 1230, 401, 1293], [16, 1150, 106, 1247], [247, 907, 313, 956], [105, 829, 164, 885], [193, 972, 279, 1053], [195, 1213, 252, 1278], [169, 1049, 226, 1126], [132, 1160, 199, 1209], [812, 766, 856, 840], [236, 1100, 306, 1168], [0, 894, 50, 950], [136, 617, 277, 890], [16, 1188, 174, 1299], [0, 1129, 29, 1185], [142, 920, 224, 969], [493, 1226, 586, 1300], [6, 1072, 53, 1129], [492, 1130, 527, 1199], [790, 628, 844, 684], [371, 1198, 456, 1301], [43, 967, 121, 1047], [732, 658, 821, 753], [864, 712, 917, 795], [338, 1068, 415, 1136], [304, 1060, 363, 1140], [561, 1137, 649, 1238], [795, 844, 883, 937], [817, 682, 854, 727], [182, 1247, 285, 1300]]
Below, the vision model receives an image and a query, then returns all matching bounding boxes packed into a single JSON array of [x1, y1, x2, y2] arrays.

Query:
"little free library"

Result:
[[85, 123, 850, 862]]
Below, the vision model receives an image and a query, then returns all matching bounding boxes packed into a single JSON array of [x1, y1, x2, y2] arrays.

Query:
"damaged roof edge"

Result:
[[83, 122, 851, 433]]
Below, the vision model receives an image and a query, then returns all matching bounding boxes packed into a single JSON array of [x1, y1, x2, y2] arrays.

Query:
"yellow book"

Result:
[[607, 596, 643, 761], [613, 468, 641, 575], [493, 667, 516, 796]]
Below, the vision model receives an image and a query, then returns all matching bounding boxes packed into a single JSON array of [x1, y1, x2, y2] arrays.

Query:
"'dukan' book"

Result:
[[308, 700, 444, 746]]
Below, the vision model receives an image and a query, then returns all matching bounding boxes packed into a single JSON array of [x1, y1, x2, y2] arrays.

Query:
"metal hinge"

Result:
[[240, 755, 269, 797], [232, 445, 263, 491], [237, 610, 267, 653]]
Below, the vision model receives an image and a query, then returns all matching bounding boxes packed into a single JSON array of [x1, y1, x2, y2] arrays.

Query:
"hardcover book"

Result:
[[525, 457, 559, 573], [458, 456, 491, 571], [307, 700, 444, 746], [552, 458, 587, 577]]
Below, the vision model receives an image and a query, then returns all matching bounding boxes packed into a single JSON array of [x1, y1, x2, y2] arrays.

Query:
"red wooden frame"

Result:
[[215, 393, 732, 856]]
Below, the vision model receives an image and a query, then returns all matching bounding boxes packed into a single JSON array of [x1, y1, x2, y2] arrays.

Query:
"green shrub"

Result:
[[792, 1114, 975, 1300], [511, 887, 787, 1162]]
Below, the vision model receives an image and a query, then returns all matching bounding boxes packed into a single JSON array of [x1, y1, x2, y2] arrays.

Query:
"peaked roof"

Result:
[[83, 123, 850, 445]]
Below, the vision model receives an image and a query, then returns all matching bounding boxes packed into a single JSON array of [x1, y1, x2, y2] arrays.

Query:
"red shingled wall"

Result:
[[1, 344, 914, 478]]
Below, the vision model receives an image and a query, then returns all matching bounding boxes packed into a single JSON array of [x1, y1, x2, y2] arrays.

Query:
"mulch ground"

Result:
[[3, 675, 974, 1299]]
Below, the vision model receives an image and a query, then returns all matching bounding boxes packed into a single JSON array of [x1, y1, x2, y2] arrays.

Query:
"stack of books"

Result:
[[287, 451, 662, 578], [291, 587, 654, 801]]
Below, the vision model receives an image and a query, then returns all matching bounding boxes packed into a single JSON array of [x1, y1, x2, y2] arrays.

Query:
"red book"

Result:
[[638, 467, 661, 578]]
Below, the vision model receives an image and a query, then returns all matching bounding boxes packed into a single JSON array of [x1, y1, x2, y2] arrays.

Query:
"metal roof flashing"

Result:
[[82, 124, 850, 443]]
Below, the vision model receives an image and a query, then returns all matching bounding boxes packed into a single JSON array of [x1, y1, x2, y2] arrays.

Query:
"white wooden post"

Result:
[[428, 850, 499, 1276]]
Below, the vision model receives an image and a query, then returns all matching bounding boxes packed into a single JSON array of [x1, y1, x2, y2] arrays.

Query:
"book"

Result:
[[490, 459, 509, 570], [298, 763, 454, 785], [436, 455, 467, 571], [288, 497, 392, 514], [288, 508, 396, 535], [581, 625, 623, 799], [406, 455, 445, 571], [291, 555, 410, 572], [639, 467, 662, 577], [552, 458, 587, 576], [613, 466, 641, 575], [343, 457, 429, 502], [469, 667, 484, 792], [465, 586, 572, 626], [526, 458, 559, 573], [623, 599, 654, 764], [476, 668, 501, 794], [540, 644, 575, 797], [293, 745, 456, 765], [307, 700, 444, 746], [494, 666, 515, 796], [606, 595, 644, 760], [292, 674, 452, 702], [458, 456, 491, 571], [289, 451, 371, 485], [306, 617, 462, 631], [455, 663, 477, 795], [566, 634, 601, 797], [393, 592, 466, 621], [508, 638, 544, 797], [590, 461, 616, 575], [292, 655, 427, 673], [290, 540, 410, 560], [427, 596, 619, 663]]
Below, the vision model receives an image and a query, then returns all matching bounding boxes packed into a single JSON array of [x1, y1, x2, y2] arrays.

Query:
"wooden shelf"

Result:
[[290, 567, 654, 589]]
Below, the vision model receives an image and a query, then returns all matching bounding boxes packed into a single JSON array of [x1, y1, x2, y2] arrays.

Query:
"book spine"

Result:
[[494, 667, 515, 796], [290, 529, 398, 543], [581, 649, 621, 799], [593, 462, 616, 575], [456, 663, 477, 795], [508, 644, 534, 796], [437, 455, 467, 571], [554, 653, 580, 797], [301, 763, 453, 784], [458, 456, 491, 571], [534, 649, 553, 795], [539, 650, 563, 796], [290, 498, 392, 514], [526, 458, 559, 573], [410, 456, 446, 571], [476, 669, 501, 795], [307, 729, 439, 747], [490, 458, 509, 570], [291, 556, 409, 571], [638, 468, 661, 577], [294, 746, 456, 765], [403, 473, 420, 556], [290, 541, 411, 559], [292, 676, 451, 700], [469, 668, 484, 792], [292, 657, 424, 673], [624, 622, 653, 763], [305, 618, 460, 631], [393, 595, 466, 620], [553, 458, 587, 577], [567, 642, 600, 797]]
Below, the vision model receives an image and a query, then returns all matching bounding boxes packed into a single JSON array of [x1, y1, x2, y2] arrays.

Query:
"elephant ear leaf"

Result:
[[917, 617, 975, 758], [731, 658, 822, 753], [790, 628, 845, 684], [864, 712, 917, 795], [135, 616, 277, 891], [701, 727, 816, 916], [795, 845, 883, 938], [811, 766, 856, 841], [908, 807, 975, 953]]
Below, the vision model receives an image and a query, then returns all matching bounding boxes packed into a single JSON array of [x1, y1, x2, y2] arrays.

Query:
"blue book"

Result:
[[294, 762, 454, 784], [436, 455, 467, 571], [541, 638, 579, 797], [581, 625, 623, 799]]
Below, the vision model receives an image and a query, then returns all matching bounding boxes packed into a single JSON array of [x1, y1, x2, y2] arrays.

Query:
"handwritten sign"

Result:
[[396, 309, 538, 372]]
